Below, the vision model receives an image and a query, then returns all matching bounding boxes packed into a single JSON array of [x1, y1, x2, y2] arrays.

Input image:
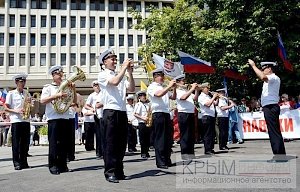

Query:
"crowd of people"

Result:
[[0, 53, 295, 183]]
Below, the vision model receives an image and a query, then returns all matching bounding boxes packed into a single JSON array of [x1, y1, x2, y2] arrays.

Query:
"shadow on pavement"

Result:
[[71, 165, 104, 172], [129, 169, 176, 179]]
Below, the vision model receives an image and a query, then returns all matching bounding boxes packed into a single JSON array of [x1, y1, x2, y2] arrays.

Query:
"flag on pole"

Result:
[[152, 53, 182, 78], [277, 32, 293, 72], [177, 51, 215, 74], [140, 81, 148, 91], [0, 89, 7, 105], [223, 68, 248, 80]]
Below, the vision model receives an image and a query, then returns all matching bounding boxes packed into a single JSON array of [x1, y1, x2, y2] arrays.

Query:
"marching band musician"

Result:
[[134, 90, 151, 159], [147, 68, 176, 169], [5, 73, 31, 170], [198, 82, 218, 155], [98, 48, 135, 183], [95, 90, 105, 159], [174, 74, 199, 160], [126, 95, 138, 153], [215, 88, 234, 151], [40, 65, 77, 175]]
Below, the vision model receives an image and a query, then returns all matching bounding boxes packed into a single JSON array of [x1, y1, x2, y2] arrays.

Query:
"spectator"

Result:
[[238, 98, 250, 113], [294, 94, 300, 109], [279, 93, 293, 111]]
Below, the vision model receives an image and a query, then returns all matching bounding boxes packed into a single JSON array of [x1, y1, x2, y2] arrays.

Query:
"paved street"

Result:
[[0, 140, 299, 192]]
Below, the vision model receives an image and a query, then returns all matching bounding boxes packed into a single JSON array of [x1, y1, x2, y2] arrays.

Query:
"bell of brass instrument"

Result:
[[53, 66, 86, 114], [22, 87, 31, 120]]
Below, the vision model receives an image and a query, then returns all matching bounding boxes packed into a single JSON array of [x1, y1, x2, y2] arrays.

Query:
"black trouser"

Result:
[[138, 122, 151, 155], [95, 117, 104, 157], [202, 115, 216, 153], [178, 112, 195, 155], [263, 104, 286, 155], [152, 112, 173, 166], [84, 122, 95, 151], [127, 123, 137, 150], [67, 118, 75, 160], [197, 118, 204, 142], [48, 119, 69, 170], [218, 117, 229, 148], [11, 122, 30, 167], [103, 109, 128, 178]]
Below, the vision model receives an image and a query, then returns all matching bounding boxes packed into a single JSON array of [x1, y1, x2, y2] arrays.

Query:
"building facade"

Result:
[[0, 0, 173, 93]]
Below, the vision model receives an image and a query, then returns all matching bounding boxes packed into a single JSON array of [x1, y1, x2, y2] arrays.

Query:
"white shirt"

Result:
[[5, 89, 30, 123], [98, 69, 129, 111], [41, 84, 69, 120], [134, 102, 149, 123], [176, 89, 195, 113], [147, 82, 170, 113], [261, 73, 280, 107], [198, 92, 215, 117], [126, 103, 135, 121], [82, 108, 94, 122], [216, 98, 229, 117], [95, 91, 104, 119]]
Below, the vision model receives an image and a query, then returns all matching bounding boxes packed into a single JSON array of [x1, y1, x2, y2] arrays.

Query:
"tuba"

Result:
[[22, 87, 31, 120], [53, 66, 86, 114]]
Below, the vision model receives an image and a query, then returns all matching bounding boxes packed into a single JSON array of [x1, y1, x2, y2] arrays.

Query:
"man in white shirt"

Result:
[[147, 68, 176, 169], [126, 95, 138, 153], [40, 65, 76, 175], [5, 73, 31, 170], [98, 48, 135, 183], [198, 83, 218, 155], [248, 59, 286, 161], [174, 74, 199, 160]]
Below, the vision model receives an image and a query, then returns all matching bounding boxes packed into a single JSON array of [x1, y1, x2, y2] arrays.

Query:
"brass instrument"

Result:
[[53, 66, 86, 114], [145, 105, 152, 127], [22, 87, 31, 120], [209, 91, 228, 100]]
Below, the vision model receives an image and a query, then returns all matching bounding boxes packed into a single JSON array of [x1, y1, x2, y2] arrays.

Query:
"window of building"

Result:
[[137, 35, 143, 46], [0, 15, 4, 26], [30, 53, 35, 66], [31, 15, 36, 27], [90, 53, 96, 66], [127, 1, 141, 12], [80, 53, 86, 66], [31, 0, 37, 8], [118, 17, 124, 29], [51, 16, 56, 27], [90, 17, 95, 28], [128, 35, 133, 47], [109, 17, 114, 29], [10, 0, 17, 8], [71, 16, 76, 28], [80, 34, 86, 46], [99, 17, 105, 28], [0, 53, 4, 66], [19, 54, 25, 66], [127, 18, 132, 29], [9, 33, 14, 46], [100, 34, 105, 46], [10, 0, 26, 8], [32, 0, 47, 9], [61, 53, 66, 66], [9, 15, 15, 27], [51, 34, 56, 46], [162, 2, 174, 8], [119, 35, 124, 46], [20, 15, 26, 27], [20, 33, 26, 46], [61, 16, 66, 28], [41, 0, 47, 8], [109, 35, 114, 46], [70, 53, 76, 66], [9, 53, 14, 66], [71, 0, 86, 10], [61, 0, 67, 9], [61, 34, 66, 46], [50, 53, 56, 66], [41, 34, 46, 46], [41, 16, 46, 27], [145, 2, 159, 12], [109, 0, 123, 11], [128, 53, 134, 60], [71, 34, 76, 46], [30, 33, 35, 46], [90, 34, 95, 46], [90, 0, 104, 11], [119, 53, 124, 64], [40, 53, 46, 66], [0, 33, 4, 45], [51, 0, 67, 9], [80, 16, 86, 28]]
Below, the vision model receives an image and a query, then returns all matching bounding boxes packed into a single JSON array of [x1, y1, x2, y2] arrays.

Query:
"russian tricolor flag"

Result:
[[0, 89, 7, 105], [223, 68, 248, 81], [277, 32, 293, 72], [177, 51, 215, 74]]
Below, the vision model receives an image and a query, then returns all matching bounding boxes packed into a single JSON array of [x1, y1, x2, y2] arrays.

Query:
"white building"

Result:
[[0, 0, 173, 94]]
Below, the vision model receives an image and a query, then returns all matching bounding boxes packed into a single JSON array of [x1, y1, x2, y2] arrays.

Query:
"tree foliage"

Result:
[[131, 0, 300, 97]]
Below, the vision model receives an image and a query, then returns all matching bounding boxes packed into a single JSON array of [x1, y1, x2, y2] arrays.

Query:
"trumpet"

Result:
[[130, 60, 143, 69], [176, 83, 202, 90], [208, 91, 228, 100]]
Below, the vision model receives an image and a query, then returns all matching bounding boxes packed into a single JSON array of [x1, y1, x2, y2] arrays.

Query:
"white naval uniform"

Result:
[[176, 89, 195, 113], [133, 102, 149, 124], [147, 82, 170, 113], [198, 92, 215, 117]]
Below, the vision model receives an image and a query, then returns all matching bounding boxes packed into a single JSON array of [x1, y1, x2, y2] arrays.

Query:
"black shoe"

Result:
[[157, 165, 168, 169], [49, 167, 60, 175], [116, 175, 130, 180], [59, 166, 69, 173], [141, 154, 148, 159], [14, 165, 22, 170], [205, 151, 214, 155], [146, 153, 150, 158], [21, 164, 30, 169], [133, 148, 138, 152], [128, 149, 134, 153], [105, 176, 119, 183]]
